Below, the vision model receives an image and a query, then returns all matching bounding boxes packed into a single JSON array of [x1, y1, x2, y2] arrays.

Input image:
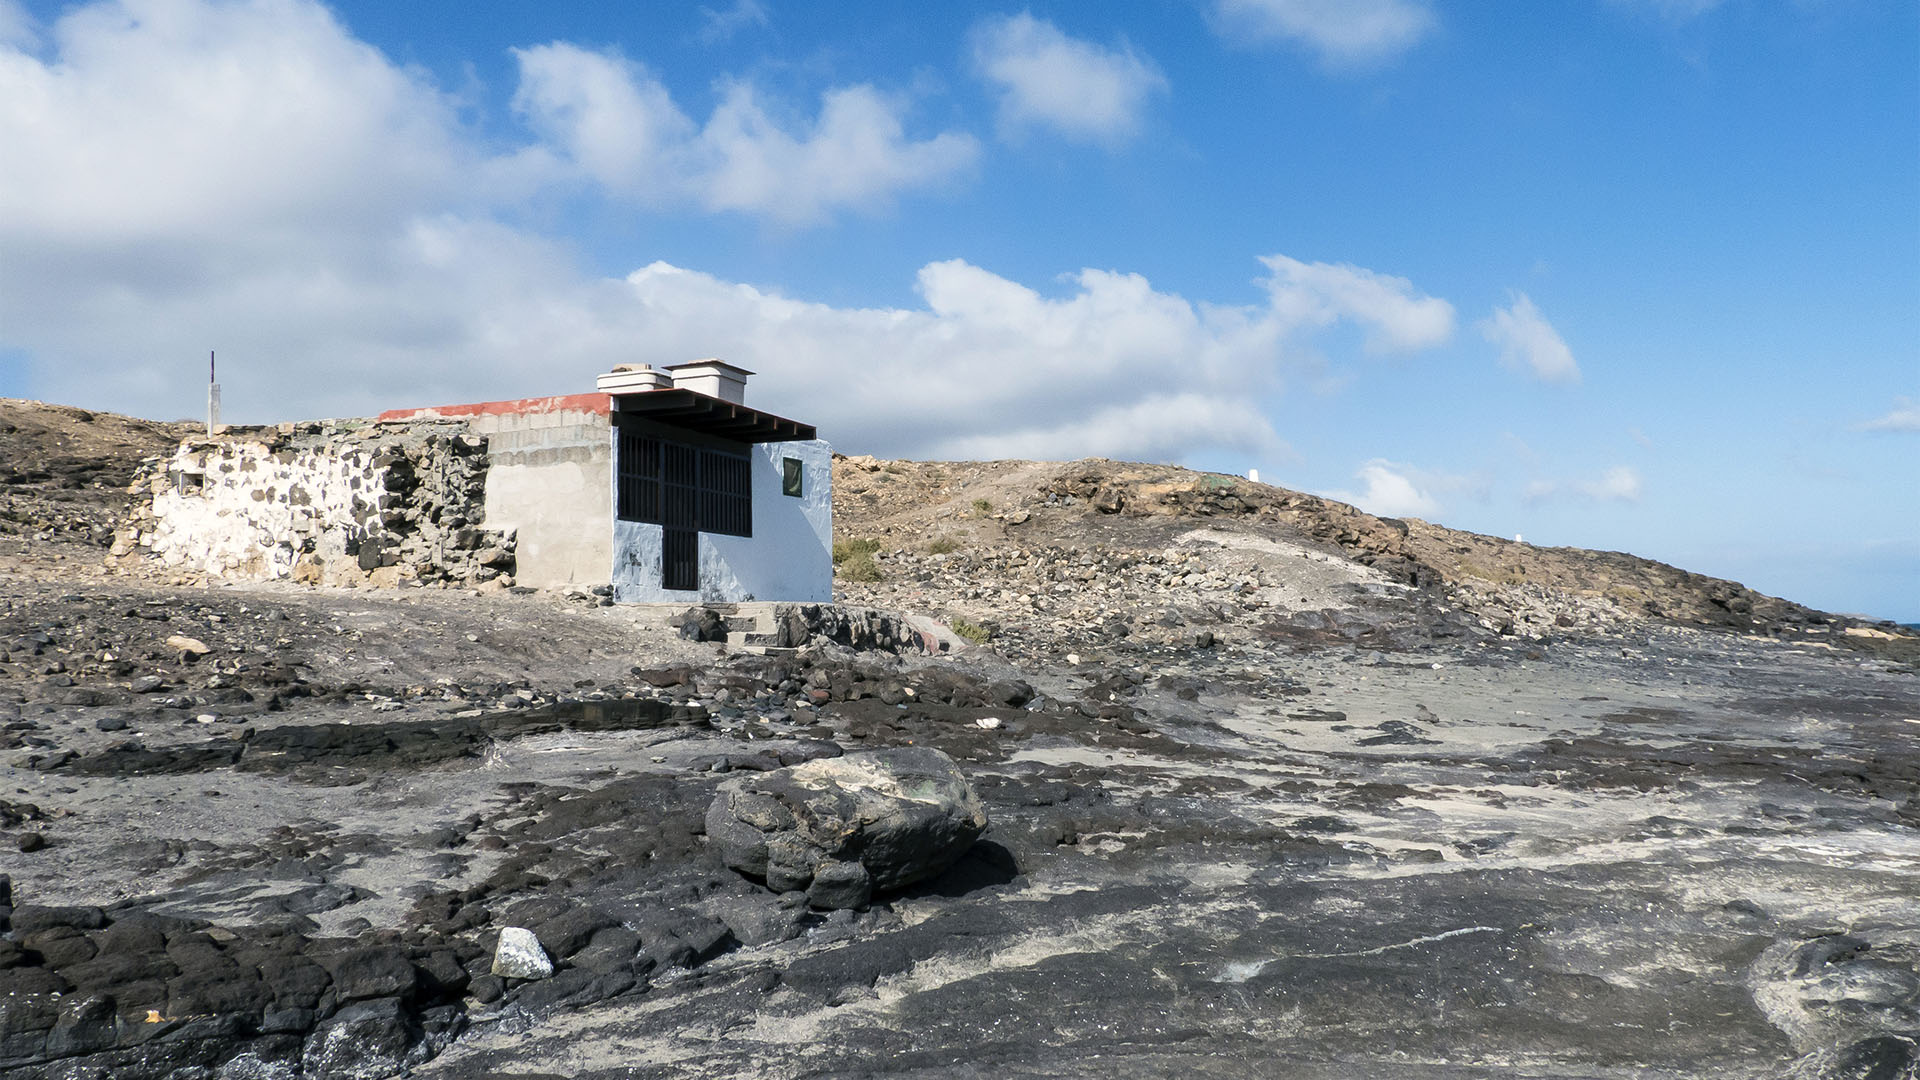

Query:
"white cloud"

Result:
[[1259, 256, 1455, 352], [1586, 465, 1643, 501], [1327, 460, 1443, 519], [5, 242, 1454, 461], [511, 42, 979, 224], [696, 0, 768, 44], [0, 0, 1461, 465], [1524, 465, 1644, 503], [1857, 396, 1920, 433], [0, 0, 466, 243], [1211, 0, 1436, 66], [1480, 292, 1580, 384], [608, 256, 1418, 460], [1, 0, 972, 246], [971, 13, 1166, 143]]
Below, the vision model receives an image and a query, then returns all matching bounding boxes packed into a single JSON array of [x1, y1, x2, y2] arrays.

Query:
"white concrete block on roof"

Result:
[[665, 359, 753, 404], [597, 365, 674, 394]]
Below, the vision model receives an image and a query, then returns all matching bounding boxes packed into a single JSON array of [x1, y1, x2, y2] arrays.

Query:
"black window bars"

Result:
[[617, 431, 751, 539]]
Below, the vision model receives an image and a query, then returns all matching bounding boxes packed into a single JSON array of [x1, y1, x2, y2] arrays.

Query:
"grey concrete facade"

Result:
[[463, 407, 612, 590]]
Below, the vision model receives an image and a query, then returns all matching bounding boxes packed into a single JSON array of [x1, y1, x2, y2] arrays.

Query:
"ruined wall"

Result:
[[376, 395, 613, 590], [110, 420, 515, 588]]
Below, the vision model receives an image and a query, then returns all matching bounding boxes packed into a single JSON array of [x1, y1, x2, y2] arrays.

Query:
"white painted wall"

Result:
[[611, 438, 833, 603]]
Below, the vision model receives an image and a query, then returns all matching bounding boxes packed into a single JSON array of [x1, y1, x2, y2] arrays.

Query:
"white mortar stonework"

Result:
[[140, 439, 387, 582], [113, 421, 507, 588], [111, 387, 832, 602]]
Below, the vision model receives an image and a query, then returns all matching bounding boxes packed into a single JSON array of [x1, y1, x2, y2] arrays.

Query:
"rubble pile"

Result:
[[831, 456, 1898, 660], [0, 401, 188, 550], [1444, 579, 1643, 639], [1036, 462, 1836, 635]]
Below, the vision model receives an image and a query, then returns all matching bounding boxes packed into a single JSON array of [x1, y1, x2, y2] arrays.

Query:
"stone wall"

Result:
[[109, 420, 514, 588]]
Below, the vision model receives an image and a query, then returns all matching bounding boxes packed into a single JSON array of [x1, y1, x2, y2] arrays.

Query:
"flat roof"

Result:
[[614, 388, 815, 443], [665, 359, 756, 376], [377, 393, 609, 422]]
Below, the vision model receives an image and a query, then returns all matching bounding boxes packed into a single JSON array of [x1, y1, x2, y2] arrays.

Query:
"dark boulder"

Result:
[[318, 946, 418, 1003], [677, 607, 729, 643], [301, 996, 419, 1079], [706, 746, 988, 910], [9, 905, 105, 936]]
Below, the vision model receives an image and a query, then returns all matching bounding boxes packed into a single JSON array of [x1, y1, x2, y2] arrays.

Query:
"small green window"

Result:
[[782, 457, 803, 497]]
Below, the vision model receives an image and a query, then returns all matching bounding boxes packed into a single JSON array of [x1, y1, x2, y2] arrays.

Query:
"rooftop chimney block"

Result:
[[597, 364, 674, 395], [666, 359, 753, 404]]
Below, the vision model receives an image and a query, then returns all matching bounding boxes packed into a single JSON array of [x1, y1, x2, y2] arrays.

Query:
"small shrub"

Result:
[[838, 550, 883, 582], [971, 498, 993, 516], [832, 537, 881, 565], [926, 536, 959, 555], [949, 617, 990, 645]]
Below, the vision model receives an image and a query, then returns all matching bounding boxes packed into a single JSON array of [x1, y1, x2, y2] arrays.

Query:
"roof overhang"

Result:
[[612, 389, 815, 443]]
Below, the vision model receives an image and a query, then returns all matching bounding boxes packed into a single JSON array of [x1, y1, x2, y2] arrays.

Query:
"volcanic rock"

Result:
[[705, 746, 989, 909]]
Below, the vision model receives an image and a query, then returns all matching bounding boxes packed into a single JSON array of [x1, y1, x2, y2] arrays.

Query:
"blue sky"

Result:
[[1, 0, 1914, 619]]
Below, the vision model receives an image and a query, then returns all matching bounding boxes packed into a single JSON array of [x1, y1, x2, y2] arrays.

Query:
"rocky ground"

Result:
[[1, 399, 1916, 1079]]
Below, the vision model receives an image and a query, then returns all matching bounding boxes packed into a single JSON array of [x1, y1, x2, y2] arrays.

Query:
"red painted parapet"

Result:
[[376, 392, 611, 422]]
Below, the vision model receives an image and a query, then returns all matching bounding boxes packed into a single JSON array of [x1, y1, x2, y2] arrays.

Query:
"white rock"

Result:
[[491, 926, 553, 979], [166, 635, 212, 655]]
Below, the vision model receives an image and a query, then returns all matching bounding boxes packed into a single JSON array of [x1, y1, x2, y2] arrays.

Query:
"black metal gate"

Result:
[[662, 443, 699, 591], [616, 420, 753, 593], [661, 526, 697, 591]]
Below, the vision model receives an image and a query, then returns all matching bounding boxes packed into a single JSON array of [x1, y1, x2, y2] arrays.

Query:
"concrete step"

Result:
[[733, 644, 799, 658]]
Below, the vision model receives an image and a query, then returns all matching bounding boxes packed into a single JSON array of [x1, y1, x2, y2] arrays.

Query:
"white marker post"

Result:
[[207, 351, 221, 434]]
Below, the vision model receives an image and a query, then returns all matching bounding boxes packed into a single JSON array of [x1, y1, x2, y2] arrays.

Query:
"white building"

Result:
[[119, 360, 835, 603], [384, 360, 834, 603]]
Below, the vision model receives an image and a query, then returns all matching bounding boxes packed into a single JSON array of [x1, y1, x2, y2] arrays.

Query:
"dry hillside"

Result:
[[0, 397, 1905, 660], [0, 398, 191, 547], [830, 454, 1912, 659]]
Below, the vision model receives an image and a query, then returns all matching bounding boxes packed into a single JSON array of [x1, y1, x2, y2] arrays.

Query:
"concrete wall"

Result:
[[466, 410, 612, 589], [611, 438, 833, 603]]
